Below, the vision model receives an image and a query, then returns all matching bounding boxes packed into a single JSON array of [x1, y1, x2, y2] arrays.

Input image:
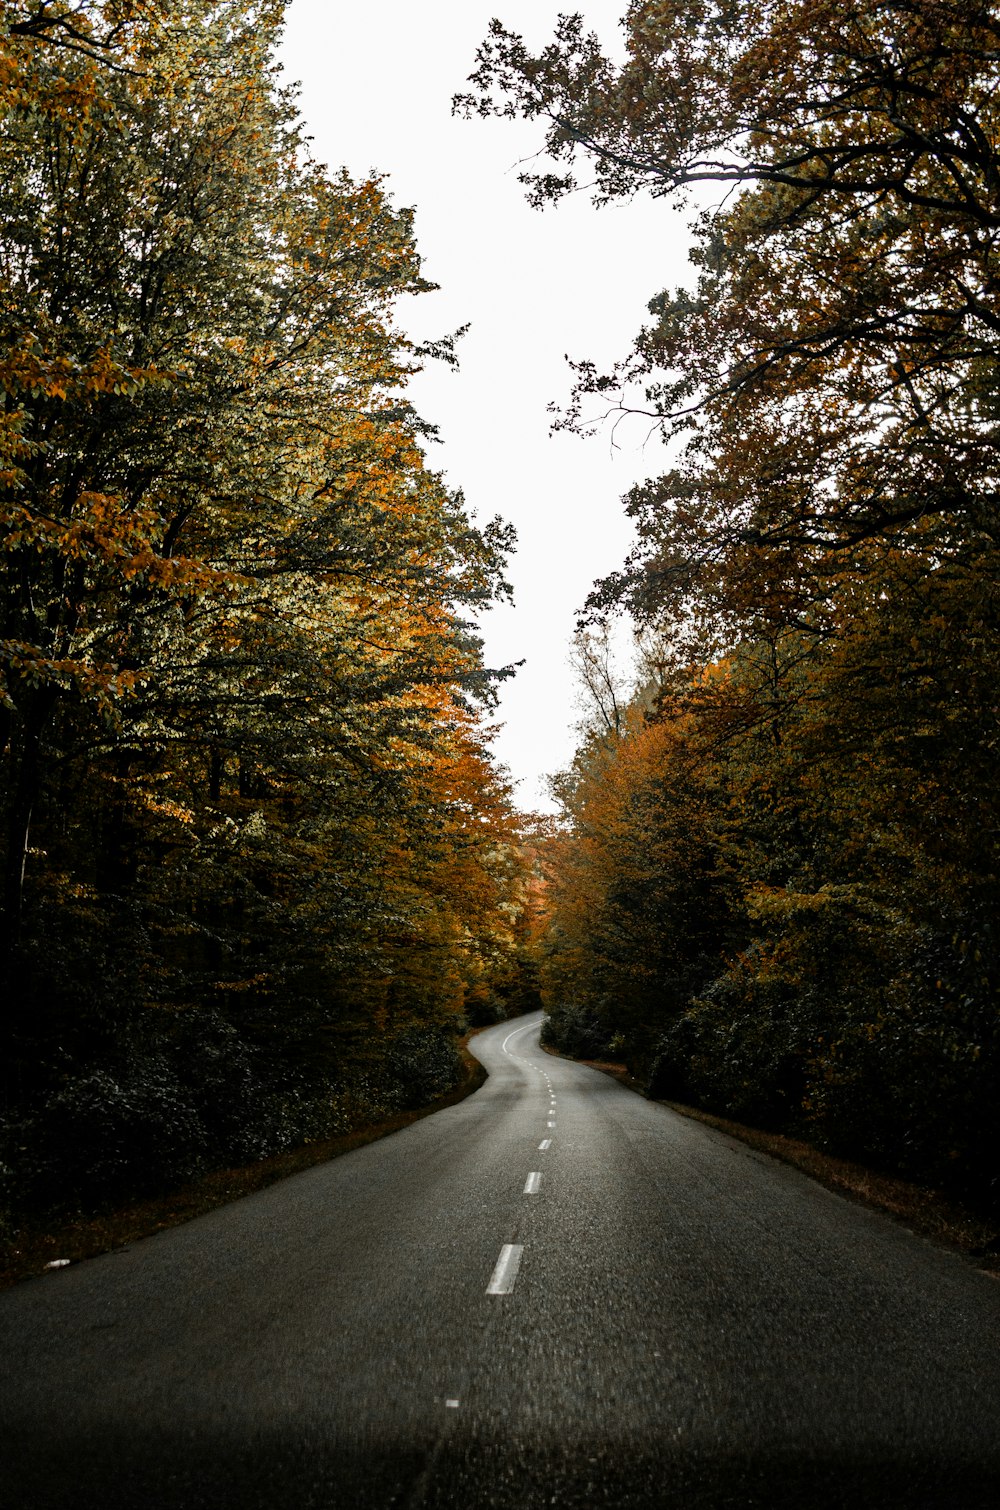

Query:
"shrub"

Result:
[[541, 1002, 611, 1060]]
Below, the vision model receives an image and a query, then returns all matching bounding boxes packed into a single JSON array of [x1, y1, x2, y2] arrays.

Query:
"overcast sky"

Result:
[[278, 2, 695, 812]]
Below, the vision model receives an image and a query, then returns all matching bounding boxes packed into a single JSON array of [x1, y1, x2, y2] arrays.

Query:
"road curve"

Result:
[[2, 1011, 999, 1509]]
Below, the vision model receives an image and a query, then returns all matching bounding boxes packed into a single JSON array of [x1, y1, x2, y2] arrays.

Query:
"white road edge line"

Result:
[[523, 1172, 542, 1194], [502, 1022, 537, 1056], [487, 1244, 523, 1295]]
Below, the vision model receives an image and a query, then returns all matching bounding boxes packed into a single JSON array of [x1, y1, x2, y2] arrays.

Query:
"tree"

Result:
[[459, 1, 1000, 628], [0, 0, 508, 966], [463, 1, 1000, 1208], [0, 2, 527, 1216], [543, 682, 736, 1074]]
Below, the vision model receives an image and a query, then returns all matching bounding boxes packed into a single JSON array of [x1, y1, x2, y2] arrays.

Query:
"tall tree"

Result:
[[459, 0, 1000, 633], [0, 2, 526, 1215], [463, 1, 1000, 1207]]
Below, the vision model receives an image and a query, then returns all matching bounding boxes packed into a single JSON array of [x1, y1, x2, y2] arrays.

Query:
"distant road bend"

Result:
[[2, 1011, 1000, 1509]]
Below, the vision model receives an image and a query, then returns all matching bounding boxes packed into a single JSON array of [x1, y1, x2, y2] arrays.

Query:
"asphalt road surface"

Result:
[[2, 1011, 1000, 1509]]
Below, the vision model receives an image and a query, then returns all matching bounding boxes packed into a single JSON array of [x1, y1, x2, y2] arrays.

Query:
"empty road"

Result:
[[2, 1011, 999, 1508]]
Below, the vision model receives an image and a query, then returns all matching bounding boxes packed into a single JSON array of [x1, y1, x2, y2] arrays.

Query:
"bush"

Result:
[[646, 902, 1000, 1214], [15, 1061, 206, 1212], [463, 982, 507, 1027], [379, 1024, 463, 1109], [648, 949, 813, 1128], [166, 1011, 262, 1160], [0, 988, 474, 1228], [541, 1001, 611, 1060]]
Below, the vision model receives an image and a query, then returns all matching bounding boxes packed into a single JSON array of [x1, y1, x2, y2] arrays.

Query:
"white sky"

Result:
[[278, 2, 694, 811]]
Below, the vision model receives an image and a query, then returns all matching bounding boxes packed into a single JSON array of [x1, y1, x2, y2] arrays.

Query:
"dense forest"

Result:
[[463, 0, 1000, 1214], [3, 0, 998, 1249], [0, 1, 535, 1235]]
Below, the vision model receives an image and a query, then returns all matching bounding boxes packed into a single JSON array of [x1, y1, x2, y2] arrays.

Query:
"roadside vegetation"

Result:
[[0, 1028, 491, 1290], [0, 2, 535, 1258], [4, 0, 998, 1268], [465, 0, 1000, 1219]]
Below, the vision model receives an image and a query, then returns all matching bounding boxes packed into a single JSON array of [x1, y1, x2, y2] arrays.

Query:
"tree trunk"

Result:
[[1, 701, 48, 1012]]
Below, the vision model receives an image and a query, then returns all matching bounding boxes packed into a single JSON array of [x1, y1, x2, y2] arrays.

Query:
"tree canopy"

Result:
[[0, 0, 530, 1222], [466, 0, 1000, 1212]]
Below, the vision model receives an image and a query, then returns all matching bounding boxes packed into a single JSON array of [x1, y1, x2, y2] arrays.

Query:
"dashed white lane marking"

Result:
[[547, 1119, 556, 1128], [445, 1399, 460, 1408], [487, 1244, 523, 1295], [523, 1172, 542, 1194], [538, 1138, 551, 1150]]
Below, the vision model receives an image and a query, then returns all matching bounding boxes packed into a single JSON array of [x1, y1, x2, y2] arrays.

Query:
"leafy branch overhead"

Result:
[[460, 1, 1000, 636]]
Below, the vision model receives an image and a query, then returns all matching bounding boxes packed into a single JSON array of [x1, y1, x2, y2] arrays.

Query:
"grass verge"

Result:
[[0, 1029, 489, 1292], [560, 1053, 1000, 1275]]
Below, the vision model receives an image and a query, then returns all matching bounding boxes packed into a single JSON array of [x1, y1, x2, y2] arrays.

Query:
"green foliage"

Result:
[[540, 1001, 611, 1061], [0, 2, 529, 1229], [0, 1009, 477, 1218], [377, 1025, 464, 1110], [470, 0, 1000, 1213], [545, 564, 1000, 1207]]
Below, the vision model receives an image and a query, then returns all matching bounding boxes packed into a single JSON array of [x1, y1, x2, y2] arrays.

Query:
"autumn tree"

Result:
[[460, 0, 1000, 631], [0, 1, 525, 1217], [542, 677, 737, 1075], [465, 1, 1000, 1209]]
